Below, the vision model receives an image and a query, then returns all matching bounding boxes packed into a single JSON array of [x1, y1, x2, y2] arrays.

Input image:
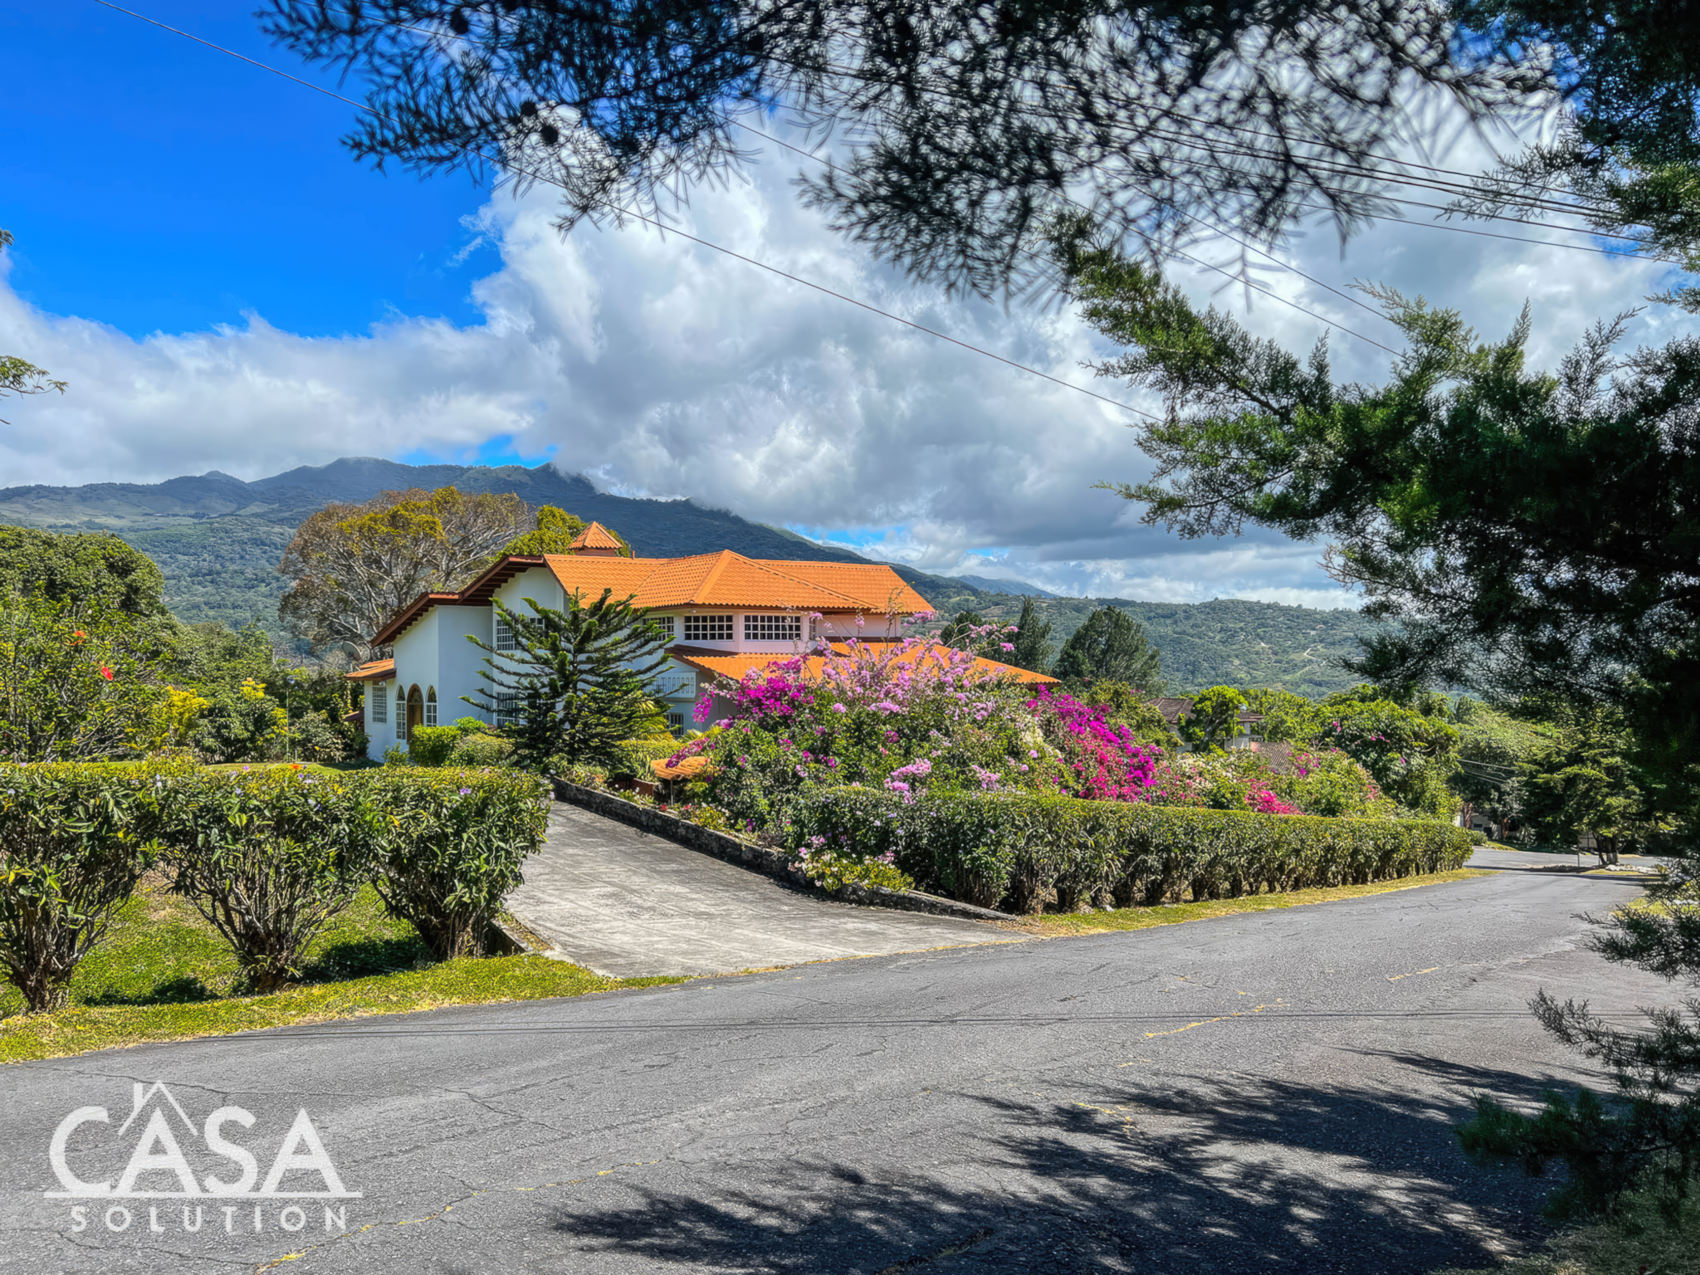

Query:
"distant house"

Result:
[[348, 522, 1054, 759], [1150, 695, 1266, 751]]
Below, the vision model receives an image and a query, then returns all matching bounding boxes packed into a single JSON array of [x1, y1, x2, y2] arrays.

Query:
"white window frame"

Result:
[[370, 682, 387, 723], [494, 614, 517, 653], [744, 613, 803, 642], [495, 691, 519, 728], [649, 614, 676, 641], [682, 613, 734, 643], [666, 710, 685, 730], [425, 687, 437, 727]]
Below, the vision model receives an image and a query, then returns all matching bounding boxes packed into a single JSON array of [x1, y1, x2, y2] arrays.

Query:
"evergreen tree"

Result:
[[1007, 597, 1054, 675], [465, 590, 670, 769], [1054, 607, 1163, 693]]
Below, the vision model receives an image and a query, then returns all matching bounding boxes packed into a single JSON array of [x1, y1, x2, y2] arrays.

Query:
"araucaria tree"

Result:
[[465, 590, 670, 769]]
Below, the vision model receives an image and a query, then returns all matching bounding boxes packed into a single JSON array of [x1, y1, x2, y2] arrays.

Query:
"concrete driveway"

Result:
[[506, 803, 1013, 976]]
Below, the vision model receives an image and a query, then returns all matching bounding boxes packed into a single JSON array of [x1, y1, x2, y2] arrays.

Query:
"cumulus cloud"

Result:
[[1, 112, 1690, 605]]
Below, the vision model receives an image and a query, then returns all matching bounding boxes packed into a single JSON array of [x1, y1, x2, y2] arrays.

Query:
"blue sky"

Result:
[[3, 5, 1692, 605], [4, 2, 493, 337]]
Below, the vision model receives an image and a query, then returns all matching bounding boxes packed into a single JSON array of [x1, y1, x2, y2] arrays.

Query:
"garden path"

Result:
[[507, 802, 1017, 976]]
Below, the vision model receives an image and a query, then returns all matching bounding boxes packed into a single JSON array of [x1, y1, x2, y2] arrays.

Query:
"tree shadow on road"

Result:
[[545, 1053, 1586, 1274]]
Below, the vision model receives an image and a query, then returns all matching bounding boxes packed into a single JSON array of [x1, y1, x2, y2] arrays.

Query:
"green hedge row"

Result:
[[790, 788, 1476, 913], [0, 762, 549, 1010], [605, 739, 683, 780]]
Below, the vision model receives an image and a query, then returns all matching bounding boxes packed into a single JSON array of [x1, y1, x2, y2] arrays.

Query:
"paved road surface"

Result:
[[509, 804, 1010, 976], [0, 869, 1665, 1274]]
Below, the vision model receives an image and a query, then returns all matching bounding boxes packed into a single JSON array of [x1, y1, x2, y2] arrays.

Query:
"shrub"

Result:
[[449, 732, 512, 766], [0, 761, 174, 1011], [406, 725, 463, 767], [606, 738, 681, 780], [791, 788, 1475, 913], [356, 768, 549, 959], [151, 764, 378, 991]]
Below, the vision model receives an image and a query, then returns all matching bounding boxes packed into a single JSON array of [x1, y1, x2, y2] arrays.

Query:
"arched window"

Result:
[[404, 685, 424, 743], [425, 686, 437, 727]]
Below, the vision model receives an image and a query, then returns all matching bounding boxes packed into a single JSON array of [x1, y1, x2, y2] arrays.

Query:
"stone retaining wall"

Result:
[[550, 778, 1014, 923]]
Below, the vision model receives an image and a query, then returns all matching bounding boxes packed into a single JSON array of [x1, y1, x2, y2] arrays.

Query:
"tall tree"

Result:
[[1007, 596, 1054, 675], [501, 505, 588, 556], [278, 486, 537, 659], [261, 1, 1551, 297], [1053, 224, 1700, 832], [465, 589, 671, 769], [0, 526, 168, 621], [0, 230, 66, 424], [1054, 606, 1163, 692]]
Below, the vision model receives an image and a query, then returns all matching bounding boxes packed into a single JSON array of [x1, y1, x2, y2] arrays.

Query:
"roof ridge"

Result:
[[734, 555, 868, 607]]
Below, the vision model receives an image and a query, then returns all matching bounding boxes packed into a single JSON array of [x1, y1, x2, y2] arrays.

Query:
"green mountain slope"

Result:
[[0, 459, 1372, 692]]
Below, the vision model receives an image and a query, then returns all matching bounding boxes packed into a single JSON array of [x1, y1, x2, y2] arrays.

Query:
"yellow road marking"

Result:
[[1142, 999, 1285, 1039], [1386, 966, 1440, 982]]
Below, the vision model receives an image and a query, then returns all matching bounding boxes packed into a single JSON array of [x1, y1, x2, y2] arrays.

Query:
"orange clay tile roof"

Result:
[[542, 550, 933, 613], [667, 642, 1058, 686], [567, 520, 625, 551], [346, 658, 396, 682], [651, 755, 712, 780], [363, 552, 935, 648]]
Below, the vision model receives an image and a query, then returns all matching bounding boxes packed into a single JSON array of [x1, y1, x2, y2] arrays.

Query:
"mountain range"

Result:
[[0, 458, 1373, 695]]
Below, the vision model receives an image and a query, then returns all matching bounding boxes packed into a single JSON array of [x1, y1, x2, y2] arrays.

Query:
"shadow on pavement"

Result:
[[545, 1054, 1584, 1274]]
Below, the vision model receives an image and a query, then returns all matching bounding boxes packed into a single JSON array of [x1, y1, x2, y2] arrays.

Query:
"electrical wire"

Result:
[[87, 0, 1163, 422]]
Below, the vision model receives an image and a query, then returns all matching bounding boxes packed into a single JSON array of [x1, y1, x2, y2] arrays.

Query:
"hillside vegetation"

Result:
[[0, 458, 1372, 692]]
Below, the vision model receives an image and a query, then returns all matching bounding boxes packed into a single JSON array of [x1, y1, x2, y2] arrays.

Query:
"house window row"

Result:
[[683, 613, 734, 642], [744, 614, 802, 642]]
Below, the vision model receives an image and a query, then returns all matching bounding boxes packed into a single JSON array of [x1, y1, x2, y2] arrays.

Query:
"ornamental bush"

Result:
[[151, 764, 378, 992], [606, 738, 682, 780], [355, 768, 549, 959], [406, 725, 464, 767], [0, 761, 179, 1011], [790, 787, 1474, 914]]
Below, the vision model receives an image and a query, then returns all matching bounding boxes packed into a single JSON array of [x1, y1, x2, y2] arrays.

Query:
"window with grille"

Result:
[[682, 613, 733, 643], [425, 688, 437, 727], [648, 614, 676, 641], [744, 614, 802, 642], [494, 615, 516, 653], [667, 711, 684, 730], [370, 683, 387, 723], [495, 692, 519, 727]]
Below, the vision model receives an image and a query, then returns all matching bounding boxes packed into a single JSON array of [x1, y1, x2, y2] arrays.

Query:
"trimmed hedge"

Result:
[[0, 762, 550, 1009], [360, 768, 550, 958], [151, 764, 379, 991], [790, 788, 1475, 913], [0, 761, 177, 1011]]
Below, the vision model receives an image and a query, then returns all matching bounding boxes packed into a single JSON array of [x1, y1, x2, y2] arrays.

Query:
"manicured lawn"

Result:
[[1021, 868, 1490, 936], [0, 876, 678, 1064]]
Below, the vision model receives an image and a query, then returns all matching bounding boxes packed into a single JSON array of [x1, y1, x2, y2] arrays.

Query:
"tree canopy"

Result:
[[0, 230, 66, 423], [1054, 223, 1700, 832], [0, 526, 168, 620], [260, 1, 1560, 297], [1053, 605, 1164, 692], [277, 487, 596, 659]]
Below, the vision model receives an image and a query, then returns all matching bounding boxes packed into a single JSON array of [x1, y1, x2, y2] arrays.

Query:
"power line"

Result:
[[88, 0, 1162, 422], [319, 2, 1402, 349]]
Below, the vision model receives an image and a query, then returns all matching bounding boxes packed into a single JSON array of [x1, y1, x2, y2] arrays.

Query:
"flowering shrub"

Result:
[[795, 841, 915, 893], [679, 631, 1067, 826], [1025, 688, 1157, 801]]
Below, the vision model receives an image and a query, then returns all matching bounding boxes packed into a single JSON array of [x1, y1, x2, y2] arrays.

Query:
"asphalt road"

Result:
[[0, 868, 1666, 1275]]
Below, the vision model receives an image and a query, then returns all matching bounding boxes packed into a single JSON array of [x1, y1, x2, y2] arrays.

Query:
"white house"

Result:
[[347, 522, 1052, 760]]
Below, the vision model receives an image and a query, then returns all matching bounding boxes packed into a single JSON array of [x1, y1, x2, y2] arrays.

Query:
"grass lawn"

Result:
[[1020, 868, 1491, 936], [1438, 1185, 1699, 1274], [0, 876, 678, 1064]]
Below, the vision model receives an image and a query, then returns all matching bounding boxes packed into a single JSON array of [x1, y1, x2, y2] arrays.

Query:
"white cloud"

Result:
[[1, 110, 1692, 605]]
